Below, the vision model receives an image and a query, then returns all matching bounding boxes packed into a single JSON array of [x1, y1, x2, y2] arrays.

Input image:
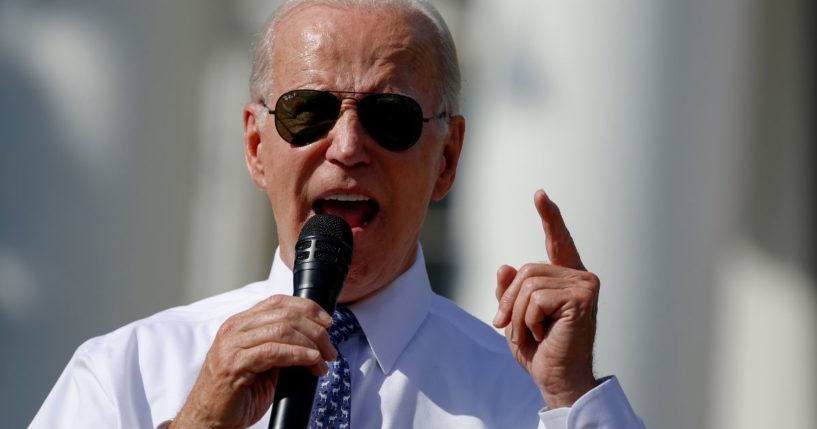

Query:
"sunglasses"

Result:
[[261, 89, 448, 152]]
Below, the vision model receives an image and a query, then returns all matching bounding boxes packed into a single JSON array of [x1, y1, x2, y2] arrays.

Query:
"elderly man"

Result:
[[33, 1, 643, 428]]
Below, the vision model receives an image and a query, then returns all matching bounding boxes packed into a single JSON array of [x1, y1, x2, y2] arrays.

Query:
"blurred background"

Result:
[[1, 0, 813, 427]]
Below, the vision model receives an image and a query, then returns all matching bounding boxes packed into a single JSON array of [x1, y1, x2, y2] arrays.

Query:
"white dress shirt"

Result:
[[32, 246, 644, 428]]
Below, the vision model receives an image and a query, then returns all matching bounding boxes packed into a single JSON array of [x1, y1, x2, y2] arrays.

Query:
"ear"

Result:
[[243, 103, 267, 189], [431, 115, 465, 201]]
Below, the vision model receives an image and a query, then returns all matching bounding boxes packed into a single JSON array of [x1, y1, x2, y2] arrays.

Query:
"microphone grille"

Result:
[[298, 214, 353, 248]]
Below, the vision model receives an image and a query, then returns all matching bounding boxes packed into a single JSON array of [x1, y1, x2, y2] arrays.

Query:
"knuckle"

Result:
[[305, 301, 325, 318], [499, 292, 516, 309], [581, 271, 601, 288], [531, 289, 548, 306], [569, 287, 588, 302], [285, 346, 299, 361], [518, 263, 537, 278], [260, 342, 281, 361], [590, 274, 601, 291], [264, 342, 297, 364], [218, 316, 238, 336], [284, 298, 322, 319], [521, 277, 539, 294], [267, 294, 286, 306], [268, 322, 289, 340], [286, 344, 313, 363], [275, 306, 298, 320], [570, 289, 595, 315], [518, 264, 531, 276]]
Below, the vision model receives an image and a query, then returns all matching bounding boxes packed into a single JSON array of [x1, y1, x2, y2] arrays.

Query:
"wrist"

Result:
[[171, 405, 218, 429], [539, 375, 598, 408]]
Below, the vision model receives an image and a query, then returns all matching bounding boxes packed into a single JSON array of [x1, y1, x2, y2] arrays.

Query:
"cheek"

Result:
[[392, 159, 439, 219], [264, 144, 310, 191], [261, 146, 307, 221], [394, 155, 438, 199]]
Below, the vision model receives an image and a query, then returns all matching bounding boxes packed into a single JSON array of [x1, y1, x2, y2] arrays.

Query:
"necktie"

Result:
[[309, 307, 361, 429]]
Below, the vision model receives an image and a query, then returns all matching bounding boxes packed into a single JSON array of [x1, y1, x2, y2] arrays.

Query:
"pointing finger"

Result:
[[534, 189, 585, 270]]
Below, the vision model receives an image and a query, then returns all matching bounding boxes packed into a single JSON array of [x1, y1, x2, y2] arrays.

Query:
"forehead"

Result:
[[270, 5, 440, 101]]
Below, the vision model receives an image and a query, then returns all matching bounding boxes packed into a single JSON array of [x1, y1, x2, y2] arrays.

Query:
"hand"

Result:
[[171, 295, 337, 429], [493, 190, 600, 408]]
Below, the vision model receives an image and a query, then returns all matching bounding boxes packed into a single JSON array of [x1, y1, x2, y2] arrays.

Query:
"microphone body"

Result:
[[269, 215, 353, 429]]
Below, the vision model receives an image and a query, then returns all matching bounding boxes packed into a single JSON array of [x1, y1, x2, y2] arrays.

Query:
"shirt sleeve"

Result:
[[30, 346, 118, 428], [537, 376, 646, 429]]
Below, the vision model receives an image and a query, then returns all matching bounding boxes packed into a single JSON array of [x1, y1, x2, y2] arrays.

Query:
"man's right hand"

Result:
[[171, 295, 337, 429]]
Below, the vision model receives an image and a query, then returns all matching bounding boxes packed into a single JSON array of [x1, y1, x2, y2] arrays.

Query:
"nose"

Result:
[[325, 100, 372, 167]]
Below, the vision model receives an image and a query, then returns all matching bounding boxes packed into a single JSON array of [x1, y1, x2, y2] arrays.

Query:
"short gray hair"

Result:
[[249, 0, 461, 114]]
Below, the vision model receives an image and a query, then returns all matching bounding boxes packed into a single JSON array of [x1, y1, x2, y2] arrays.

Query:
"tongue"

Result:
[[314, 200, 378, 228]]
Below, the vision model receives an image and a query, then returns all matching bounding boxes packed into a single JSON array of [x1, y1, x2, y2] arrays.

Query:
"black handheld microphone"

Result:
[[269, 214, 353, 429]]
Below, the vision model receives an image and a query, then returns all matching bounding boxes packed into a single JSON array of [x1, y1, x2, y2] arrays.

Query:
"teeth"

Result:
[[323, 193, 370, 202]]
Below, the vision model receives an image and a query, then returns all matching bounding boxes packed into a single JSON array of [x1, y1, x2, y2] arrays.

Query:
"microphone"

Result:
[[269, 214, 353, 429]]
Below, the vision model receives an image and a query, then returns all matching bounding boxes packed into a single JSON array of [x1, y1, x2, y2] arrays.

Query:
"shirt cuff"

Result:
[[537, 376, 644, 429]]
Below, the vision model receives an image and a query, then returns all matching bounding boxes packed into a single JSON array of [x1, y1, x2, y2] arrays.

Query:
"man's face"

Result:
[[243, 5, 464, 303]]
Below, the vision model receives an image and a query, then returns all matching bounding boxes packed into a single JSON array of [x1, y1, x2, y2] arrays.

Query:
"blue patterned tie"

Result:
[[309, 307, 361, 429]]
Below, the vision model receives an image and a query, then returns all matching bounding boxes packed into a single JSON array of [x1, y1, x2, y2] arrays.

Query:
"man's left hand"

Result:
[[493, 189, 600, 408]]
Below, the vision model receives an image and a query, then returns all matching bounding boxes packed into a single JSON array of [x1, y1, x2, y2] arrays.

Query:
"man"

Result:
[[33, 1, 644, 428]]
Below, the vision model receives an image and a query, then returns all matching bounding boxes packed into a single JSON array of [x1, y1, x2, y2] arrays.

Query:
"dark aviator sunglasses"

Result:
[[261, 89, 448, 152]]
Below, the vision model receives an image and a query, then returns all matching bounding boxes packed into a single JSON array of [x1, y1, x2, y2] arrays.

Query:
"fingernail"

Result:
[[492, 311, 503, 327], [510, 326, 517, 344], [320, 313, 333, 326], [307, 349, 321, 360]]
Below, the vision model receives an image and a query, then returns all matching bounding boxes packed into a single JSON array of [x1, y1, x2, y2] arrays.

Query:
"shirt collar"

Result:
[[266, 247, 294, 295], [265, 244, 433, 375]]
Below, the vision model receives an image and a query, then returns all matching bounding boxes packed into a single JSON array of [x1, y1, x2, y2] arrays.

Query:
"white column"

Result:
[[452, 0, 772, 427]]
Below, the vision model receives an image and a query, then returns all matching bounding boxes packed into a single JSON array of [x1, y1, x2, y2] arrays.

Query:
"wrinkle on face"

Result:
[[273, 6, 442, 108]]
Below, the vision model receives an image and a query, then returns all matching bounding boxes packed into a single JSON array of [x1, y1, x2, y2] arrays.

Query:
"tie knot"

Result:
[[329, 306, 361, 347]]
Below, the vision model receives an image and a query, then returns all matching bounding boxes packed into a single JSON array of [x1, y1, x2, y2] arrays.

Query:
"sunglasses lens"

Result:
[[271, 90, 427, 151], [358, 94, 424, 152], [274, 90, 341, 146]]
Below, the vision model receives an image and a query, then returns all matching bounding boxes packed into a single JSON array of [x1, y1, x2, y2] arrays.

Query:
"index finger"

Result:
[[534, 189, 585, 270], [253, 295, 334, 328]]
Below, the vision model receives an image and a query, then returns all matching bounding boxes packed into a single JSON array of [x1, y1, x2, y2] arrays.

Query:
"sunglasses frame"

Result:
[[260, 89, 449, 152]]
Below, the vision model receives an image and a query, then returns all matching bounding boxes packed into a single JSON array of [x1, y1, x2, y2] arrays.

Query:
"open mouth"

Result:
[[313, 193, 380, 229]]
